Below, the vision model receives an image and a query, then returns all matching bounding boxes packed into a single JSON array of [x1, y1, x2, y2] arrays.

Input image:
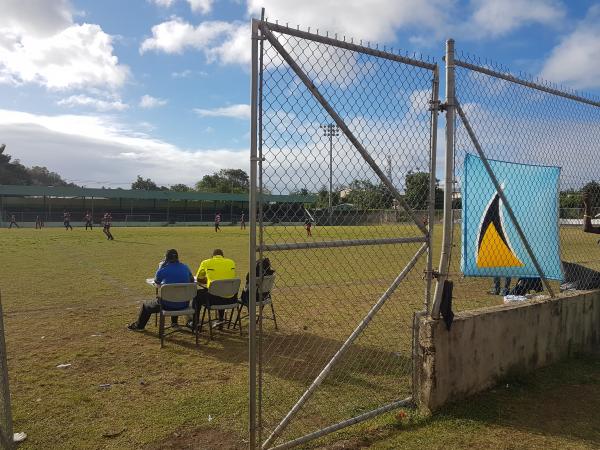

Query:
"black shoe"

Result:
[[127, 322, 141, 331]]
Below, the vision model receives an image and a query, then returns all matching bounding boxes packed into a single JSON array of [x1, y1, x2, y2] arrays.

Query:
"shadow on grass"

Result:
[[144, 327, 412, 385]]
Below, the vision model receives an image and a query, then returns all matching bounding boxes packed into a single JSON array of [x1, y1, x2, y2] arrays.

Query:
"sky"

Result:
[[0, 0, 599, 188]]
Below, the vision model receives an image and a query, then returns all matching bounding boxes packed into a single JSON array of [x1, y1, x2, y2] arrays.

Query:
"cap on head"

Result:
[[213, 249, 224, 256], [166, 249, 179, 262]]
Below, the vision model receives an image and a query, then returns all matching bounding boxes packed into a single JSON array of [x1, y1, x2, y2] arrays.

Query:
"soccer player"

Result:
[[240, 212, 246, 230], [63, 211, 73, 230], [8, 214, 19, 229], [35, 216, 42, 229], [102, 212, 114, 240], [84, 211, 93, 230], [214, 212, 221, 232], [304, 219, 312, 237]]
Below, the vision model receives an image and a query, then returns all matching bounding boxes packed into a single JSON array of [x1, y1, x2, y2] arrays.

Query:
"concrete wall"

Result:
[[415, 291, 600, 412]]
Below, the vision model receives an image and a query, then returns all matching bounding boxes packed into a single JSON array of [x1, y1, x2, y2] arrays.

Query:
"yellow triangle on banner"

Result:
[[476, 222, 524, 268]]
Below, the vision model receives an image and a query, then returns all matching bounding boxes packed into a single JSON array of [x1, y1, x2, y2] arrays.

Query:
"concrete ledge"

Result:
[[415, 290, 600, 412]]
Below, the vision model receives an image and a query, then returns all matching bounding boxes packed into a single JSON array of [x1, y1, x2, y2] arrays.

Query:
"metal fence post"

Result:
[[432, 39, 455, 319], [0, 292, 14, 450], [249, 17, 259, 450]]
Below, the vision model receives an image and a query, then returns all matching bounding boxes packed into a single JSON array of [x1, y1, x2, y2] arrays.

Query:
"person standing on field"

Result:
[[84, 211, 93, 230], [35, 216, 43, 229], [214, 212, 221, 232], [304, 219, 312, 237], [8, 214, 19, 228], [63, 211, 73, 230], [240, 212, 246, 230], [102, 212, 114, 240]]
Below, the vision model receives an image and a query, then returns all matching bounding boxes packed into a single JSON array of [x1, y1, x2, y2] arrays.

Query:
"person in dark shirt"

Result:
[[214, 212, 221, 232], [8, 214, 18, 229], [128, 249, 195, 330]]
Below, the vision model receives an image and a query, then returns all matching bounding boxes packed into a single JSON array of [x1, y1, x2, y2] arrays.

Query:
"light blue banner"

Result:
[[461, 153, 562, 280]]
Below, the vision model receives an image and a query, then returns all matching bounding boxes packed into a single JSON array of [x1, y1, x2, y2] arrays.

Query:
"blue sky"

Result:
[[0, 0, 599, 188]]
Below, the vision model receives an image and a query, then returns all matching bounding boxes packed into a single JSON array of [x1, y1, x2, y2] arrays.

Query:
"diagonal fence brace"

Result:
[[259, 21, 430, 237]]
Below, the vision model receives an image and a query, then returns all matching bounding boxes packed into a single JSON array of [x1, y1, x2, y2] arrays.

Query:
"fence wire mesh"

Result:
[[448, 51, 600, 311], [255, 21, 437, 448]]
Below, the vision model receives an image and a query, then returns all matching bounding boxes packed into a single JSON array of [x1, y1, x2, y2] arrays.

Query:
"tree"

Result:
[[195, 169, 249, 193], [170, 183, 191, 192], [344, 180, 391, 209], [404, 171, 443, 211], [131, 175, 159, 191], [582, 181, 600, 208]]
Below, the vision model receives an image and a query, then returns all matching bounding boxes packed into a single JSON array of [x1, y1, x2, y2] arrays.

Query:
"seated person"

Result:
[[128, 249, 194, 330], [241, 258, 275, 304], [192, 249, 237, 327]]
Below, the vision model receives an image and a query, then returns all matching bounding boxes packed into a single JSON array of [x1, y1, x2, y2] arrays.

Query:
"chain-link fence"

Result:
[[250, 18, 439, 449], [433, 40, 600, 316], [0, 293, 14, 449]]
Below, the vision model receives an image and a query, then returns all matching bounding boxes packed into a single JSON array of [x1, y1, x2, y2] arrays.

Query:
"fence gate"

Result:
[[249, 18, 439, 449]]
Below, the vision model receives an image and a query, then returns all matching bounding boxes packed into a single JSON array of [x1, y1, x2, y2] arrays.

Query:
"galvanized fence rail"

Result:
[[0, 292, 14, 449], [249, 17, 439, 449]]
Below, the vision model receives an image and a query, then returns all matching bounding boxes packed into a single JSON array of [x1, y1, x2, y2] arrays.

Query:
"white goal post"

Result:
[[124, 214, 151, 226]]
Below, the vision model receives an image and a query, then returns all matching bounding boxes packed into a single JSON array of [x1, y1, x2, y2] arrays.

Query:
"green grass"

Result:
[[0, 225, 598, 449]]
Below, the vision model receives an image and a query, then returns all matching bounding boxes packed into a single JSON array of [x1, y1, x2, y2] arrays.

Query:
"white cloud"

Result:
[[247, 0, 450, 42], [540, 5, 600, 90], [150, 0, 176, 7], [140, 18, 235, 54], [58, 95, 129, 112], [194, 104, 251, 119], [139, 94, 168, 108], [187, 0, 214, 14], [206, 24, 250, 65], [467, 0, 565, 37], [2, 0, 73, 38], [171, 69, 208, 78], [0, 108, 247, 187], [0, 1, 129, 90]]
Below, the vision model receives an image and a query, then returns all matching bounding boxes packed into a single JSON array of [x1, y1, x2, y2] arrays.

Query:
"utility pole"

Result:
[[320, 123, 339, 225]]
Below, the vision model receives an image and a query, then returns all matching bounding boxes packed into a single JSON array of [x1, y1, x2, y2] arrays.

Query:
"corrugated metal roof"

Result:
[[0, 185, 314, 203]]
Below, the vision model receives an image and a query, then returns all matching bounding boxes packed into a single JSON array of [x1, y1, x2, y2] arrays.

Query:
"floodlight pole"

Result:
[[321, 124, 339, 225]]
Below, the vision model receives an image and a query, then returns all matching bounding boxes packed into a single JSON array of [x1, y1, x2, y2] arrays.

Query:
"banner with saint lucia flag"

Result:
[[461, 153, 563, 280]]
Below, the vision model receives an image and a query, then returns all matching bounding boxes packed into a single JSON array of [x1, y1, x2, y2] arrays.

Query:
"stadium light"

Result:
[[320, 124, 339, 225]]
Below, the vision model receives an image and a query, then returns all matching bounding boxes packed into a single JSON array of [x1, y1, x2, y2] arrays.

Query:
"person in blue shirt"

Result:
[[128, 249, 194, 330]]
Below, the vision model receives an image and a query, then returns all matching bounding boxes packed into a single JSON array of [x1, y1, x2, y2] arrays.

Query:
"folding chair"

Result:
[[233, 274, 277, 330], [157, 283, 198, 348], [199, 278, 241, 340]]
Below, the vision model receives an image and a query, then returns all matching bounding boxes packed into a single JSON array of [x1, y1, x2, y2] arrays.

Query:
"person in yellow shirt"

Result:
[[192, 249, 237, 327]]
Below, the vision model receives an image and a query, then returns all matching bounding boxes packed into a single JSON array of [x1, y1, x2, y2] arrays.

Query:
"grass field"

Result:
[[0, 224, 598, 449]]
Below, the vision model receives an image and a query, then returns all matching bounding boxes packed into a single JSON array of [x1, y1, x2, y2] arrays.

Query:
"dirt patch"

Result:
[[145, 427, 245, 450]]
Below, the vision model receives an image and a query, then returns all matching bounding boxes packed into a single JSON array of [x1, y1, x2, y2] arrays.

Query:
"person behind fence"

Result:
[[490, 277, 511, 295], [128, 249, 194, 330], [190, 249, 237, 328], [582, 191, 600, 235], [240, 258, 275, 305]]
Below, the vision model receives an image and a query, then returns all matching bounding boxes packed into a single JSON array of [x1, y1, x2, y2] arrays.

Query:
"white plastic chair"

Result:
[[199, 278, 241, 339], [234, 274, 277, 330], [157, 283, 198, 348]]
